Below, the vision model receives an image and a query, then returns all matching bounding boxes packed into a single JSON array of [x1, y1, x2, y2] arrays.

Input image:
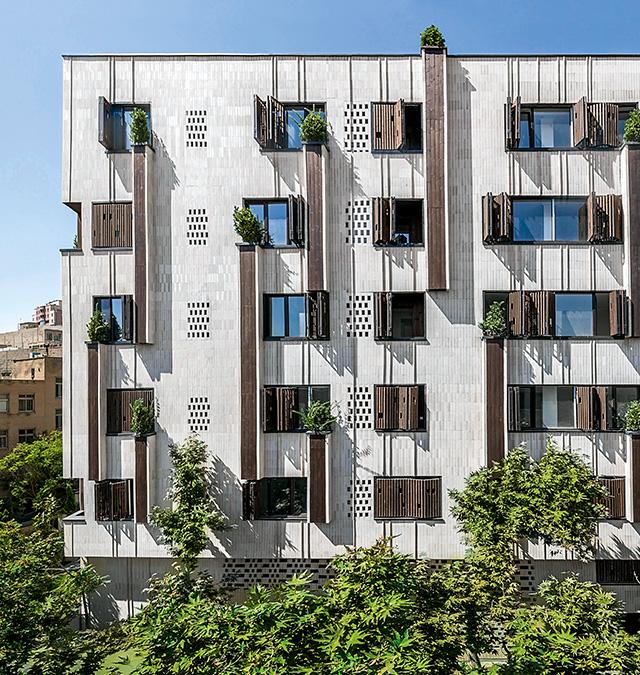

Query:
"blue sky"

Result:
[[2, 0, 640, 331]]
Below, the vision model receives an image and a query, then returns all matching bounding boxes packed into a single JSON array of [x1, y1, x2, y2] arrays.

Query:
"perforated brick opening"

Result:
[[345, 199, 371, 245], [187, 209, 208, 245], [345, 294, 373, 338], [347, 385, 373, 429], [187, 302, 210, 339], [344, 103, 370, 153], [222, 558, 334, 590], [188, 396, 210, 433], [186, 110, 207, 147], [347, 479, 373, 517]]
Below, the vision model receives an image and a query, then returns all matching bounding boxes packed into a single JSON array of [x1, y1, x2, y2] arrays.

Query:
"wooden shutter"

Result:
[[374, 292, 393, 339], [371, 103, 397, 151], [111, 480, 132, 520], [530, 291, 554, 337], [482, 193, 512, 243], [576, 386, 594, 431], [98, 96, 114, 150], [590, 103, 619, 147], [399, 385, 420, 431], [268, 96, 286, 149], [287, 195, 305, 246], [277, 387, 299, 431], [505, 96, 521, 149], [306, 291, 329, 340], [595, 194, 623, 242], [507, 386, 521, 431], [599, 477, 625, 519], [573, 96, 589, 147], [374, 386, 397, 431], [254, 95, 268, 148], [262, 387, 277, 432], [374, 477, 441, 519], [609, 290, 627, 337], [482, 193, 495, 243], [508, 291, 523, 337], [584, 193, 596, 242], [372, 197, 392, 245], [593, 386, 610, 431], [92, 202, 133, 248], [107, 389, 153, 434], [393, 99, 405, 150], [122, 296, 134, 343], [94, 481, 111, 521], [242, 480, 259, 520]]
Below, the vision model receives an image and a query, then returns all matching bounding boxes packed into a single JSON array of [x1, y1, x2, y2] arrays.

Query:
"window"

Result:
[[254, 96, 325, 150], [285, 106, 325, 149], [106, 389, 154, 435], [374, 385, 426, 431], [513, 199, 586, 242], [99, 98, 151, 152], [519, 107, 572, 149], [596, 560, 640, 585], [371, 101, 422, 152], [264, 292, 329, 340], [372, 198, 423, 246], [18, 395, 35, 413], [609, 386, 640, 430], [374, 292, 425, 340], [245, 197, 305, 247], [510, 385, 575, 430], [0, 395, 8, 413], [599, 477, 625, 520], [0, 431, 7, 451], [94, 296, 134, 343], [55, 409, 62, 431], [242, 478, 307, 519], [263, 385, 330, 432], [374, 477, 442, 519], [55, 378, 62, 398], [94, 479, 133, 521], [18, 429, 36, 444], [618, 105, 637, 144]]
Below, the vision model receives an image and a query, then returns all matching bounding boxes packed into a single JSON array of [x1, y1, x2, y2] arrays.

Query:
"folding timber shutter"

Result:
[[398, 385, 420, 431], [242, 480, 259, 520], [306, 291, 329, 340], [262, 387, 277, 432], [98, 96, 114, 150], [122, 296, 134, 342], [277, 387, 299, 431], [573, 97, 590, 147], [495, 193, 512, 241], [482, 193, 495, 243], [530, 291, 555, 337], [609, 290, 627, 337], [268, 96, 286, 149], [584, 193, 597, 242], [576, 386, 594, 431], [374, 386, 398, 431], [374, 477, 441, 519], [599, 477, 625, 519], [595, 194, 623, 242], [372, 197, 392, 244], [374, 292, 393, 339], [287, 195, 305, 246], [593, 386, 610, 431], [111, 480, 132, 520], [92, 203, 134, 248], [106, 390, 123, 434], [371, 103, 396, 151], [590, 103, 619, 147], [507, 386, 521, 431], [419, 477, 442, 519], [94, 481, 111, 521], [393, 100, 405, 150], [505, 96, 521, 149], [254, 95, 268, 148], [508, 291, 524, 337]]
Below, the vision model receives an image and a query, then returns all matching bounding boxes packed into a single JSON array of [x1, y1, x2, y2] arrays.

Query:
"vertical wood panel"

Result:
[[628, 147, 640, 337], [309, 435, 327, 523], [133, 147, 147, 343], [87, 344, 99, 481], [306, 145, 324, 290], [632, 436, 640, 523], [485, 339, 505, 465], [91, 202, 133, 248], [135, 437, 148, 523]]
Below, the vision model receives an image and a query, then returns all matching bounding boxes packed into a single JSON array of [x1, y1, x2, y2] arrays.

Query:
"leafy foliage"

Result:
[[624, 108, 640, 143], [299, 110, 329, 143], [233, 206, 268, 245], [130, 398, 155, 437], [87, 307, 109, 343], [294, 399, 337, 434], [130, 107, 150, 145], [624, 399, 640, 431], [420, 25, 446, 48], [479, 300, 508, 338], [450, 441, 606, 558]]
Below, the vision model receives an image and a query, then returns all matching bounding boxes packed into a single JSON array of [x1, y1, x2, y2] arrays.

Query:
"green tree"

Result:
[[86, 307, 109, 343], [130, 107, 150, 145]]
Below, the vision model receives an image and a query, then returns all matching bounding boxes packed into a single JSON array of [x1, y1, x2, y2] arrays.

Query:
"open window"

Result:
[[508, 385, 576, 431], [254, 95, 325, 150], [371, 101, 422, 152], [94, 479, 133, 521], [242, 478, 307, 520], [94, 296, 134, 344], [374, 292, 425, 340], [372, 198, 423, 246], [92, 202, 133, 248], [374, 385, 426, 431], [262, 385, 329, 432], [98, 97, 151, 152], [374, 477, 442, 519], [106, 388, 154, 435], [245, 197, 305, 247], [264, 292, 329, 340]]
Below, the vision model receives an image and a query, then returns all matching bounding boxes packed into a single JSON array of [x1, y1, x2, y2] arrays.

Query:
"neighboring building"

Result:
[[33, 300, 63, 326], [0, 323, 62, 351], [0, 353, 62, 457], [61, 49, 640, 620]]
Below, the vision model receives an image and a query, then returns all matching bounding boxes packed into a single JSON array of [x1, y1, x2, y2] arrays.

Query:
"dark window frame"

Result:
[[518, 105, 573, 150], [256, 477, 308, 520], [18, 394, 35, 413], [101, 102, 152, 154], [375, 292, 426, 341], [55, 377, 63, 399], [370, 101, 423, 154], [93, 295, 134, 344], [0, 430, 7, 450], [511, 196, 588, 243], [264, 294, 307, 341], [243, 198, 294, 248], [263, 385, 330, 433], [18, 429, 36, 444], [266, 102, 326, 152], [373, 198, 425, 248], [374, 384, 428, 432]]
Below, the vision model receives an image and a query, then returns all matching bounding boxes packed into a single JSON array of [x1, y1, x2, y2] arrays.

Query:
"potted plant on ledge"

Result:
[[624, 109, 640, 145], [129, 107, 150, 146], [299, 110, 329, 145], [130, 398, 155, 438], [623, 401, 640, 436], [233, 206, 270, 246], [295, 400, 338, 437], [479, 300, 509, 339], [420, 25, 446, 50], [86, 308, 109, 344]]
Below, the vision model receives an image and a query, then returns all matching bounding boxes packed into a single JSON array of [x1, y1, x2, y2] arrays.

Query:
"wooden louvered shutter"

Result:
[[590, 103, 619, 147], [496, 193, 512, 240], [576, 386, 594, 431], [374, 292, 393, 339], [393, 100, 405, 150], [268, 96, 286, 149], [593, 386, 609, 431], [599, 477, 625, 519], [372, 197, 392, 245], [262, 387, 277, 432], [98, 96, 114, 150], [375, 386, 398, 431], [242, 480, 259, 520], [398, 385, 420, 431], [482, 193, 495, 243], [505, 96, 521, 149], [609, 290, 627, 337], [508, 291, 523, 337], [94, 481, 111, 521], [123, 296, 134, 343], [107, 390, 122, 434], [254, 95, 268, 148], [287, 195, 305, 246], [306, 291, 329, 340], [584, 193, 597, 242], [507, 386, 521, 431], [277, 387, 299, 431], [111, 480, 131, 520], [573, 97, 590, 147], [420, 478, 442, 519], [371, 103, 396, 151], [595, 194, 623, 242], [306, 293, 318, 339], [530, 291, 555, 337]]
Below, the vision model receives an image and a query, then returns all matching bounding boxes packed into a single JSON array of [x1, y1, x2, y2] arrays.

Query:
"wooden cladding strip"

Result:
[[308, 435, 328, 523], [95, 480, 133, 521], [135, 437, 148, 523], [485, 338, 505, 465], [371, 101, 403, 151], [374, 477, 442, 519], [629, 148, 640, 337], [106, 389, 154, 435], [372, 197, 392, 244], [632, 436, 640, 523], [505, 96, 521, 149], [133, 147, 148, 344], [306, 291, 330, 340], [373, 292, 393, 339], [599, 477, 625, 520], [306, 145, 324, 290], [374, 385, 421, 431], [87, 344, 99, 481], [91, 202, 132, 248], [482, 192, 512, 243]]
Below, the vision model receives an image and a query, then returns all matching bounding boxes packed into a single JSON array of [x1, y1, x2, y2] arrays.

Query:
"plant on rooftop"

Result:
[[129, 107, 150, 145], [86, 308, 109, 343], [624, 109, 640, 143], [420, 25, 446, 49], [623, 400, 640, 432], [233, 206, 269, 245], [130, 398, 155, 437], [299, 109, 329, 144], [479, 300, 508, 338], [295, 399, 338, 435]]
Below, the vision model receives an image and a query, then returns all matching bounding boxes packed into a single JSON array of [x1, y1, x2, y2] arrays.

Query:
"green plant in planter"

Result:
[[295, 400, 338, 434], [300, 110, 329, 144], [420, 25, 446, 49], [130, 398, 155, 436], [233, 206, 269, 245], [479, 301, 508, 338], [624, 109, 640, 143], [86, 308, 109, 343], [129, 107, 150, 145], [624, 400, 640, 432]]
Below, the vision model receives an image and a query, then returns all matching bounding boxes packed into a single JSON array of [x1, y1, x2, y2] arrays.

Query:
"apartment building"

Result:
[[0, 322, 62, 350], [61, 49, 640, 620], [33, 299, 63, 326]]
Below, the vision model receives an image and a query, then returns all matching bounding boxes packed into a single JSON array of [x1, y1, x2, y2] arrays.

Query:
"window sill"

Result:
[[92, 247, 133, 253], [371, 149, 423, 155], [375, 428, 427, 433], [96, 518, 134, 523], [374, 517, 444, 522], [261, 244, 304, 250], [484, 240, 622, 247], [264, 337, 330, 342], [258, 147, 302, 153], [509, 428, 625, 434], [508, 146, 621, 153], [374, 337, 427, 342], [506, 336, 626, 341], [374, 244, 425, 249], [253, 516, 307, 521], [63, 510, 86, 523]]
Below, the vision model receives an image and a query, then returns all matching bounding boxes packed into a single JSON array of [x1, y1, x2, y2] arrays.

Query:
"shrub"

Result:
[[86, 308, 109, 343], [129, 107, 150, 145], [130, 398, 155, 436], [479, 300, 508, 338], [295, 399, 337, 434], [233, 206, 268, 245], [624, 400, 640, 432], [420, 25, 446, 49], [624, 109, 640, 143], [300, 110, 329, 143]]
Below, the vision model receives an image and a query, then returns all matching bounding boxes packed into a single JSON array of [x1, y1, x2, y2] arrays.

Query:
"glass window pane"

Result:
[[269, 478, 292, 516], [111, 298, 124, 342], [286, 108, 304, 149], [287, 296, 306, 337], [513, 200, 551, 241], [291, 478, 307, 516], [269, 297, 286, 337], [519, 387, 532, 429], [556, 387, 575, 428], [519, 113, 531, 148], [249, 204, 265, 224], [554, 199, 584, 241], [533, 110, 571, 148], [267, 202, 288, 246], [310, 386, 330, 404], [555, 294, 594, 337], [614, 387, 638, 429]]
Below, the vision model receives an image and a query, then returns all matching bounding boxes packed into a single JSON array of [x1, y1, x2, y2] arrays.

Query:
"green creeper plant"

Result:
[[624, 108, 640, 143], [294, 399, 338, 434], [130, 398, 155, 437], [420, 25, 446, 49], [130, 107, 150, 145], [479, 300, 508, 338], [624, 399, 640, 432], [299, 110, 329, 143], [233, 206, 269, 245], [86, 308, 109, 343]]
